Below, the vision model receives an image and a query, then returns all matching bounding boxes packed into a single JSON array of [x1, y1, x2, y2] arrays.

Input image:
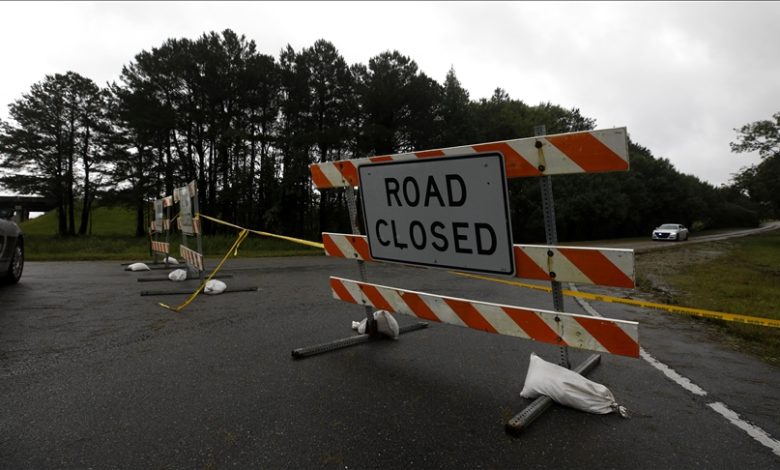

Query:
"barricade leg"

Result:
[[291, 322, 429, 359], [140, 285, 258, 296]]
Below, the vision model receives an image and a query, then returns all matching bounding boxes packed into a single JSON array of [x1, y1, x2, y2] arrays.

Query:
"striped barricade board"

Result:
[[330, 276, 639, 358], [151, 196, 174, 234], [176, 217, 201, 235], [180, 245, 204, 272], [322, 233, 635, 288], [150, 241, 170, 255], [310, 127, 629, 189]]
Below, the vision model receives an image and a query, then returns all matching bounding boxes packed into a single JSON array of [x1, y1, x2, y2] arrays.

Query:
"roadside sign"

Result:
[[175, 184, 195, 235], [153, 199, 164, 232], [358, 152, 515, 275]]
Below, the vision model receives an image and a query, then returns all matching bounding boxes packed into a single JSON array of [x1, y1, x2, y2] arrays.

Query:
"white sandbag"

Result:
[[520, 353, 628, 417], [374, 310, 400, 339], [126, 262, 150, 271], [351, 310, 400, 339], [204, 279, 227, 295], [168, 269, 188, 282], [164, 256, 179, 265]]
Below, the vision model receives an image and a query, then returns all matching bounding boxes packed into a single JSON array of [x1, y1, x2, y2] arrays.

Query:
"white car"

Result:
[[652, 223, 689, 241], [0, 209, 24, 284]]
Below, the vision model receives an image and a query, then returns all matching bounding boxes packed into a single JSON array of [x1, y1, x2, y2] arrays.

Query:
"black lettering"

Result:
[[452, 222, 472, 253], [424, 175, 445, 207], [431, 221, 448, 251], [385, 178, 401, 206], [475, 223, 497, 254], [376, 219, 390, 246], [446, 174, 467, 206], [402, 176, 420, 206], [391, 220, 407, 249], [410, 221, 426, 249]]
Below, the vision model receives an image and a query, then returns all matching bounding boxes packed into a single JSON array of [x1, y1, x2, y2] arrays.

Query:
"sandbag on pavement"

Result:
[[204, 279, 227, 295], [351, 310, 400, 339], [126, 262, 150, 271], [168, 269, 187, 281], [520, 353, 629, 417]]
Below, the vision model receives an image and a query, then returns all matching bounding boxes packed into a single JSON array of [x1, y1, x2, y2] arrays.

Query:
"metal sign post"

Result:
[[505, 125, 602, 435], [344, 183, 378, 336], [535, 124, 570, 369]]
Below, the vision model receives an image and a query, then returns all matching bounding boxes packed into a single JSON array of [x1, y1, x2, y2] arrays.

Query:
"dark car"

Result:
[[0, 208, 24, 284]]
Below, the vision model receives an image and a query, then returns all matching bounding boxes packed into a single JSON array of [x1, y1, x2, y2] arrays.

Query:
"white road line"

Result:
[[568, 283, 780, 458], [638, 348, 707, 396], [708, 402, 780, 456]]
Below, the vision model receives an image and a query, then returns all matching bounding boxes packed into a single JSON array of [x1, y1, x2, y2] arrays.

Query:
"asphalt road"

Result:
[[1, 250, 779, 469]]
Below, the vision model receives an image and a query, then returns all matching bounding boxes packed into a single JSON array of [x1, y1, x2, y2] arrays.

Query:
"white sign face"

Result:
[[177, 186, 194, 235], [153, 199, 164, 232], [359, 153, 515, 275]]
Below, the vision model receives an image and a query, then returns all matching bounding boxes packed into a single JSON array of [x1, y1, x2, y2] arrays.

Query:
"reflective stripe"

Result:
[[330, 276, 640, 357], [310, 128, 629, 189], [322, 233, 635, 288]]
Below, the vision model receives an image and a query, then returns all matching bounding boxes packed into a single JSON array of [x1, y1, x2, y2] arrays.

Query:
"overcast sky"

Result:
[[1, 1, 778, 187]]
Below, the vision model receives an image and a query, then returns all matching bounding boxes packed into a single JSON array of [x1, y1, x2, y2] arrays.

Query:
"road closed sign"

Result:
[[359, 152, 515, 275]]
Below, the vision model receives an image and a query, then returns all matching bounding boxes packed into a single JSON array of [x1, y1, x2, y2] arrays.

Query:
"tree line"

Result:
[[0, 29, 771, 242]]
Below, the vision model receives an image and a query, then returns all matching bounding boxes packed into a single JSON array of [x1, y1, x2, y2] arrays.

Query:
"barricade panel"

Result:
[[322, 233, 635, 288], [180, 244, 204, 272], [310, 127, 629, 189], [329, 276, 640, 357], [151, 241, 170, 256]]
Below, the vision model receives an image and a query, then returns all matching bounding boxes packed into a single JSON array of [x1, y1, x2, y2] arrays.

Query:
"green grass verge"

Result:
[[636, 231, 780, 366], [20, 206, 322, 260], [23, 234, 322, 261], [20, 205, 136, 236]]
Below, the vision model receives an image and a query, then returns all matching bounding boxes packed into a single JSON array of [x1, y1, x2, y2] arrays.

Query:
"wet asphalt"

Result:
[[1, 256, 778, 469]]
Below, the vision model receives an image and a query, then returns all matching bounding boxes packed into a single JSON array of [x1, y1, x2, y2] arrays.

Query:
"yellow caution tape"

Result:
[[451, 271, 780, 329], [171, 215, 780, 329], [159, 229, 250, 313], [197, 213, 325, 250]]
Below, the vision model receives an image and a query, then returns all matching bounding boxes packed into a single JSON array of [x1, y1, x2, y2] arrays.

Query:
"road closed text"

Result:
[[359, 153, 515, 275]]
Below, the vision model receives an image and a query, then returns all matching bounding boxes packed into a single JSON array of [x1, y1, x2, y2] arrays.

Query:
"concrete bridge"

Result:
[[0, 195, 57, 222]]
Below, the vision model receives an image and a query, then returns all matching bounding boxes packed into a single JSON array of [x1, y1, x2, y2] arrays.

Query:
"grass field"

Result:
[[635, 231, 780, 366], [20, 206, 322, 261]]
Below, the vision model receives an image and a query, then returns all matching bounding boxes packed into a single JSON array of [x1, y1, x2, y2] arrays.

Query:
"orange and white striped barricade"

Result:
[[330, 276, 638, 357], [150, 196, 174, 266], [294, 127, 639, 433], [140, 180, 256, 295], [322, 233, 635, 289], [174, 180, 205, 283], [125, 195, 175, 270], [137, 182, 206, 284], [310, 127, 629, 190]]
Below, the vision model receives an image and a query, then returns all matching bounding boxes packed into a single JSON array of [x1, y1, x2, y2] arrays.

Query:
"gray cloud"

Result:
[[1, 1, 777, 186]]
